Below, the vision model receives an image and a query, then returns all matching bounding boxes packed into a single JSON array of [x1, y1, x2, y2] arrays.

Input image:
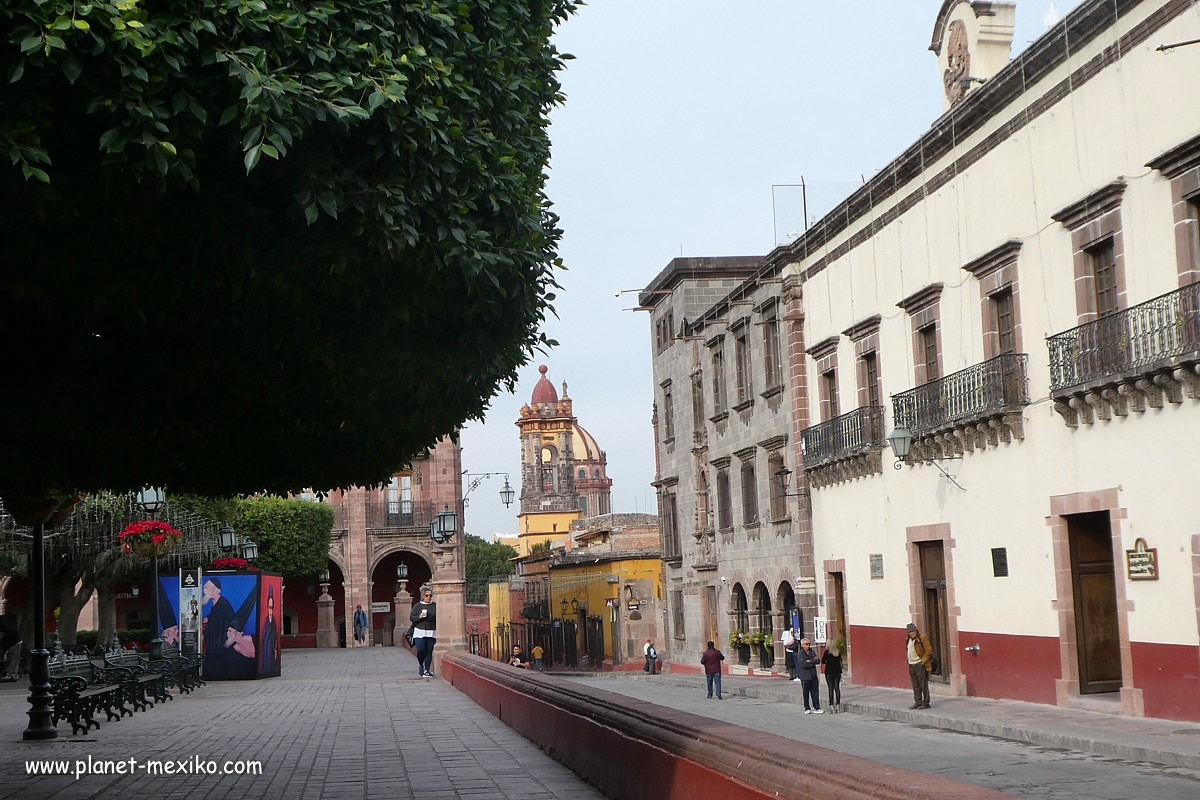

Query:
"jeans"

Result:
[[534, 658, 543, 672], [705, 672, 722, 697], [2, 642, 20, 679], [414, 637, 436, 675], [826, 673, 842, 706], [645, 654, 657, 674], [909, 662, 930, 705], [801, 677, 821, 710]]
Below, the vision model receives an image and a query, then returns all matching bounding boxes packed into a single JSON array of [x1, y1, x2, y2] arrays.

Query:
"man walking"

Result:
[[796, 637, 823, 714], [643, 638, 658, 674], [906, 622, 933, 709], [781, 626, 797, 681], [0, 613, 21, 682], [352, 604, 368, 647], [701, 640, 724, 699]]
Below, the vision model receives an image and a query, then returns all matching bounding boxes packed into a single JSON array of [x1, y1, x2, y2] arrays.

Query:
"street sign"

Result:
[[813, 616, 828, 644], [370, 602, 391, 613]]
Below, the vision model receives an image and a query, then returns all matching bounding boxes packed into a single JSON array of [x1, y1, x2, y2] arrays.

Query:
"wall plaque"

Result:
[[1125, 538, 1158, 581]]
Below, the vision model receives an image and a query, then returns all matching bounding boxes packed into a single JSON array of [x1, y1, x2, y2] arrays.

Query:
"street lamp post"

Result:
[[135, 487, 168, 660]]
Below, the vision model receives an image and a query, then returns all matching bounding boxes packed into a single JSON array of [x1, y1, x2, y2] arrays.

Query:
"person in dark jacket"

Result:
[[796, 637, 823, 714], [821, 641, 843, 712], [701, 641, 725, 699], [409, 587, 437, 678], [906, 622, 933, 709], [0, 613, 21, 681], [352, 605, 368, 647]]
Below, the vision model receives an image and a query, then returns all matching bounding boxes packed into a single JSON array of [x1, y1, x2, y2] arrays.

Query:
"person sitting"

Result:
[[509, 644, 529, 669]]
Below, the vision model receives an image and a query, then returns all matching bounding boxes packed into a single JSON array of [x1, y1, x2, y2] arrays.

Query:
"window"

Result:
[[740, 459, 758, 525], [691, 372, 705, 431], [1090, 239, 1118, 317], [763, 313, 782, 388], [716, 469, 732, 530], [712, 345, 726, 414], [671, 589, 685, 640], [993, 289, 1015, 355], [579, 496, 588, 516], [661, 490, 681, 561], [656, 311, 675, 354], [863, 353, 880, 407], [594, 469, 601, 479], [734, 329, 752, 404], [578, 469, 586, 481], [920, 325, 939, 382], [698, 472, 713, 531], [661, 382, 675, 441], [767, 453, 786, 520], [820, 369, 839, 421]]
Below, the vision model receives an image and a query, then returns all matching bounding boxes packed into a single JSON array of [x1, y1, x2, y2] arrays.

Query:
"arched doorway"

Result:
[[370, 549, 432, 646], [731, 583, 750, 665], [776, 581, 799, 636], [753, 582, 773, 668]]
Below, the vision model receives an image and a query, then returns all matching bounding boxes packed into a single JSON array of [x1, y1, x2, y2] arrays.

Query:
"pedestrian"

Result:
[[796, 637, 823, 714], [410, 588, 437, 678], [0, 613, 21, 682], [701, 640, 724, 699], [781, 626, 797, 681], [905, 622, 933, 709], [509, 644, 530, 669], [531, 643, 545, 671], [643, 638, 658, 674], [352, 604, 368, 647], [821, 640, 843, 712]]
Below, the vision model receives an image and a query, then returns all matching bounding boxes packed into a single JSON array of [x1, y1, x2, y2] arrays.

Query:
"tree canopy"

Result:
[[464, 533, 515, 602], [230, 495, 333, 577], [0, 0, 576, 498]]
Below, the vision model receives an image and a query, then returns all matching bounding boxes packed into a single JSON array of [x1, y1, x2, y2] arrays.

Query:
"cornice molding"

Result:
[[806, 334, 841, 360], [1147, 132, 1200, 179], [1051, 179, 1127, 230], [897, 283, 945, 314], [842, 314, 883, 342], [962, 239, 1023, 279]]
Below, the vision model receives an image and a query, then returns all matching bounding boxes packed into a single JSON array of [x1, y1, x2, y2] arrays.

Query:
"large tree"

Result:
[[0, 0, 575, 498], [464, 533, 516, 603]]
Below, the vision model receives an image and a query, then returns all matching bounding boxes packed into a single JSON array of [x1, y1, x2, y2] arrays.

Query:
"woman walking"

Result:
[[822, 640, 844, 712], [410, 587, 437, 678]]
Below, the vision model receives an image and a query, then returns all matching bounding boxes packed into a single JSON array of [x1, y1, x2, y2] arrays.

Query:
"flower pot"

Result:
[[2, 493, 76, 526], [130, 539, 178, 559]]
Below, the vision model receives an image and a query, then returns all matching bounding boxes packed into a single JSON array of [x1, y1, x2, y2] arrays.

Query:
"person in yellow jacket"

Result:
[[905, 622, 933, 709]]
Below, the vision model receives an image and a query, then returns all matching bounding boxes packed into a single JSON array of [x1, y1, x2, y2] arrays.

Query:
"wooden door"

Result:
[[703, 586, 720, 646], [918, 542, 949, 683], [1068, 512, 1122, 694]]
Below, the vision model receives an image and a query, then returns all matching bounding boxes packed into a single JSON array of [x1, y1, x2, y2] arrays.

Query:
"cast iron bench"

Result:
[[145, 645, 203, 694], [48, 653, 130, 735], [104, 648, 169, 709]]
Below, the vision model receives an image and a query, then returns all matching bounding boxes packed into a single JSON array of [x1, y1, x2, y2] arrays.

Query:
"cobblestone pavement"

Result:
[[565, 673, 1200, 799], [0, 649, 603, 800]]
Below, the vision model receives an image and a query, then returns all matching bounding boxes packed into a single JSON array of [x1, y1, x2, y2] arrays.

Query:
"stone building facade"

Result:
[[641, 257, 817, 674]]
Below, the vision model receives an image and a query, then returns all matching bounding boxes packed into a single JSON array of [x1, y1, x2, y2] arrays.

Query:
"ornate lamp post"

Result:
[[316, 568, 336, 648], [135, 487, 170, 660], [393, 561, 411, 644]]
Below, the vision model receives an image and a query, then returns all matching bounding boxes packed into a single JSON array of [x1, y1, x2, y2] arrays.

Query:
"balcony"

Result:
[[801, 406, 885, 488], [366, 499, 439, 531], [891, 353, 1029, 460], [1047, 281, 1200, 426]]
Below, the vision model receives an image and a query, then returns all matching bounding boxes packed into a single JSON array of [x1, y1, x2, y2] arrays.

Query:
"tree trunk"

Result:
[[96, 582, 116, 654], [55, 574, 96, 647]]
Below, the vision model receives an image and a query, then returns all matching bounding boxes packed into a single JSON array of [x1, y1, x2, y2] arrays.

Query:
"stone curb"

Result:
[[568, 671, 1200, 771]]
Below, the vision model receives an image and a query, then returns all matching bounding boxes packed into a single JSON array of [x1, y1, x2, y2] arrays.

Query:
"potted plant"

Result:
[[118, 520, 183, 558], [209, 556, 257, 571]]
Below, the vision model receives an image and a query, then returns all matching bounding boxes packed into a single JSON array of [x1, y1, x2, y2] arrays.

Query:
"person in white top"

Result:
[[781, 627, 798, 681], [409, 588, 437, 678]]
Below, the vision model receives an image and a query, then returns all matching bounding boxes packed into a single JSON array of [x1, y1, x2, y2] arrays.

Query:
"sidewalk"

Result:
[[580, 669, 1200, 770]]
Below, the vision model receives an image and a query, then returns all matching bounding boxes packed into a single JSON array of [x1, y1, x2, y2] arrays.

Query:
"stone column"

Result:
[[431, 545, 466, 672], [344, 487, 371, 646], [394, 580, 412, 647], [316, 581, 336, 648]]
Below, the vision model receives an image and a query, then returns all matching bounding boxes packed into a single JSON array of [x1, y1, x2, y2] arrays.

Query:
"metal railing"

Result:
[[892, 353, 1030, 436], [801, 406, 885, 467], [1047, 281, 1200, 392], [366, 499, 438, 530]]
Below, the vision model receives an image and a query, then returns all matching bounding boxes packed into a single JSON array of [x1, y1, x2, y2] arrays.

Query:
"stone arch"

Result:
[[367, 542, 436, 577], [776, 580, 798, 634], [729, 582, 749, 631]]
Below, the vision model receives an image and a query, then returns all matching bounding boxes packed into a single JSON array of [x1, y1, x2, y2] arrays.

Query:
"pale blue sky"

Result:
[[460, 1, 1080, 540]]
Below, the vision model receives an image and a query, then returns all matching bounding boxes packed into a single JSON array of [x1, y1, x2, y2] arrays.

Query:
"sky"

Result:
[[459, 1, 1079, 541]]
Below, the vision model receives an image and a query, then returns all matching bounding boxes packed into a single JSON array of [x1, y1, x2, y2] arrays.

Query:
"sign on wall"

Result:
[[813, 617, 828, 644], [370, 602, 391, 613], [1125, 538, 1158, 581]]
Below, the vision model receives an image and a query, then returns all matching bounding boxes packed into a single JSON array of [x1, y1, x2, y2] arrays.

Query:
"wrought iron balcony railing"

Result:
[[801, 406, 885, 468], [892, 353, 1030, 436], [366, 499, 438, 530], [1047, 280, 1200, 392]]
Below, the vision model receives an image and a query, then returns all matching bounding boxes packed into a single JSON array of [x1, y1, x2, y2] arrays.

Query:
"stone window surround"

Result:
[[756, 297, 785, 390], [711, 456, 733, 532], [659, 476, 682, 565], [731, 316, 754, 409], [897, 283, 944, 386], [822, 558, 848, 651], [1147, 133, 1200, 287], [706, 333, 728, 418], [734, 446, 758, 527], [807, 334, 840, 423], [1051, 179, 1129, 324], [843, 315, 883, 409], [660, 378, 674, 444], [1046, 488, 1143, 717], [962, 239, 1025, 358], [906, 522, 963, 695]]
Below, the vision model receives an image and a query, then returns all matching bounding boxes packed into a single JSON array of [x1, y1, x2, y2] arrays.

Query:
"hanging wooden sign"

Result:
[[1125, 538, 1158, 581]]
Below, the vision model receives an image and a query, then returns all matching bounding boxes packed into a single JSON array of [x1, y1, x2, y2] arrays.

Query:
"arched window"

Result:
[[578, 468, 586, 481], [594, 469, 601, 479]]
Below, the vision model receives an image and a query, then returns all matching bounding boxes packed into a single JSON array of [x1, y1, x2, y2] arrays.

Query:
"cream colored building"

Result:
[[776, 0, 1200, 721]]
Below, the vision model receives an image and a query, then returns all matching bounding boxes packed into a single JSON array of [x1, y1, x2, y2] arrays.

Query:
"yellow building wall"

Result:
[[487, 579, 513, 645], [549, 558, 662, 664], [515, 510, 581, 556]]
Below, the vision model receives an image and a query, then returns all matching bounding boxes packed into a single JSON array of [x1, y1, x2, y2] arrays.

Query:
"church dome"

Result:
[[572, 423, 602, 462], [531, 364, 558, 405]]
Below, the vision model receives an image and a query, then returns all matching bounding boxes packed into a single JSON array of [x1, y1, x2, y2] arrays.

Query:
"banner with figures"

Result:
[[179, 568, 203, 655]]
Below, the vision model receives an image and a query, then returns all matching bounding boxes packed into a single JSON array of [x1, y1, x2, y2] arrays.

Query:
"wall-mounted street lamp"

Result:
[[430, 504, 457, 545], [219, 524, 236, 553], [887, 426, 965, 491], [461, 471, 515, 508], [773, 467, 811, 510]]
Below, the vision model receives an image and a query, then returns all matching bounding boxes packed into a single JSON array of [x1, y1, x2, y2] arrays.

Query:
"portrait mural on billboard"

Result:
[[259, 575, 282, 677], [158, 575, 179, 647], [201, 573, 258, 680]]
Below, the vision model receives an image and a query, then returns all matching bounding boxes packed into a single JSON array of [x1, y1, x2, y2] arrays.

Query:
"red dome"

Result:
[[530, 364, 558, 405]]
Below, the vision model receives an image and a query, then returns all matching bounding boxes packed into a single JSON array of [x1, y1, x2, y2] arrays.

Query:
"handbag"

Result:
[[404, 624, 415, 647]]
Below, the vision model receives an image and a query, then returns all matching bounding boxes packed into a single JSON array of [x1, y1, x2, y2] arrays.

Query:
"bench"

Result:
[[103, 649, 169, 709], [48, 654, 131, 735], [145, 645, 203, 694]]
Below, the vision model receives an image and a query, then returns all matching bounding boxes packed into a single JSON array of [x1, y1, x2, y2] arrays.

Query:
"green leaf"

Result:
[[72, 20, 91, 30], [304, 204, 318, 225], [218, 105, 238, 126], [367, 90, 385, 111], [44, 35, 66, 51], [8, 59, 25, 84], [126, 20, 144, 28], [158, 140, 177, 155], [260, 143, 278, 159], [243, 144, 261, 173], [20, 36, 42, 54], [22, 165, 49, 184], [62, 57, 82, 85]]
